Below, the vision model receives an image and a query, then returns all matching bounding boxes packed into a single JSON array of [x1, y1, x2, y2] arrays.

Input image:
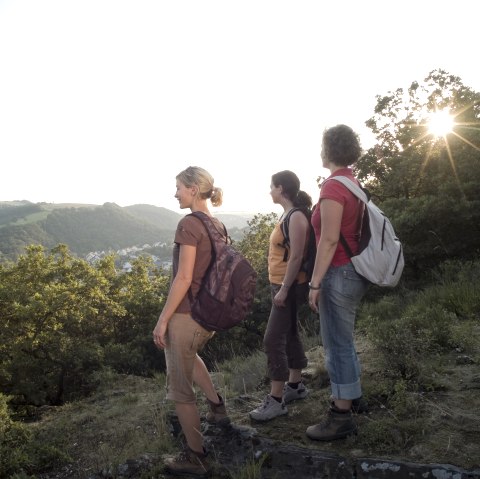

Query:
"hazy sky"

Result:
[[1, 0, 478, 214]]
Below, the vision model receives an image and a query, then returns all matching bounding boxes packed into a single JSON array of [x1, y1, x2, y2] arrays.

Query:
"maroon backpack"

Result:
[[187, 211, 257, 331]]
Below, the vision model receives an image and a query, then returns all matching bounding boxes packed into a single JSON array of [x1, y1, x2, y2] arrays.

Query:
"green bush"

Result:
[[0, 393, 71, 478], [0, 394, 31, 477], [362, 258, 480, 382]]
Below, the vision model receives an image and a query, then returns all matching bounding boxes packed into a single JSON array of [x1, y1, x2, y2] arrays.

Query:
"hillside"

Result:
[[124, 204, 182, 231], [0, 202, 174, 260], [22, 332, 480, 478], [0, 201, 253, 261]]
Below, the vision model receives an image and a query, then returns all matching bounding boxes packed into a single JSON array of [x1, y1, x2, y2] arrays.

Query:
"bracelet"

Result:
[[308, 282, 321, 290], [281, 282, 290, 289]]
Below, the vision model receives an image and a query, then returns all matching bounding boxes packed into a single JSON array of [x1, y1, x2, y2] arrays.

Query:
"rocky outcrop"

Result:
[[91, 419, 479, 479], [203, 422, 480, 479]]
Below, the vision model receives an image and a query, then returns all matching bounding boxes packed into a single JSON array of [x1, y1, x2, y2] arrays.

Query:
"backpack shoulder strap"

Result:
[[328, 176, 369, 204], [279, 207, 312, 263], [188, 211, 228, 245], [326, 176, 367, 259], [280, 207, 302, 247], [185, 211, 228, 304]]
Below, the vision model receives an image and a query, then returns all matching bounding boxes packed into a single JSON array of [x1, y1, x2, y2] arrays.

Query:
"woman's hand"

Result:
[[309, 288, 320, 313], [153, 316, 168, 349], [273, 286, 288, 308]]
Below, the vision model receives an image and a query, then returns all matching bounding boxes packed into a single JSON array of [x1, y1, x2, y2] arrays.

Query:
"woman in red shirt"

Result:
[[307, 125, 370, 441]]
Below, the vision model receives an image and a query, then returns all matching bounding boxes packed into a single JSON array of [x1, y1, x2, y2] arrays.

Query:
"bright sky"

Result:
[[1, 0, 478, 214]]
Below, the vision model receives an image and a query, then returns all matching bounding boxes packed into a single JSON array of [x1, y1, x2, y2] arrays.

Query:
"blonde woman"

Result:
[[153, 166, 229, 476]]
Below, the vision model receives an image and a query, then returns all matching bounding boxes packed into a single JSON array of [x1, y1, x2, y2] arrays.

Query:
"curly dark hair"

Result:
[[321, 124, 362, 167]]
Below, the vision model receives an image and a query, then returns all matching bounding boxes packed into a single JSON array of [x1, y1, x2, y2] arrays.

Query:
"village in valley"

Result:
[[85, 241, 173, 273]]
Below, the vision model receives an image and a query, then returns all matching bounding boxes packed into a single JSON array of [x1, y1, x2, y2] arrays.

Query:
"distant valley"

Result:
[[0, 201, 254, 263]]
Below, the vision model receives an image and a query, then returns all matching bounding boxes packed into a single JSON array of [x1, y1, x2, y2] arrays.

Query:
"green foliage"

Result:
[[0, 202, 176, 261], [103, 255, 169, 375], [362, 258, 480, 382], [0, 203, 43, 226], [0, 245, 169, 406], [43, 203, 172, 255], [0, 393, 69, 478], [0, 222, 55, 262], [236, 213, 277, 303], [385, 194, 480, 275], [0, 393, 32, 477], [356, 69, 480, 277], [236, 212, 277, 323], [124, 204, 181, 230]]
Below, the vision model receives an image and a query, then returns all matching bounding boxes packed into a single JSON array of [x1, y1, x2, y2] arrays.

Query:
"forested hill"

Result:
[[0, 201, 253, 261]]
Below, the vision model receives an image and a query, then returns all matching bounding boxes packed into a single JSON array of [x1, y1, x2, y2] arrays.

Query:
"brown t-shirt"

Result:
[[172, 214, 225, 314]]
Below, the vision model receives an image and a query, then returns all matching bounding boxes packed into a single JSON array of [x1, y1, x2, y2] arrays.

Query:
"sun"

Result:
[[428, 109, 454, 137]]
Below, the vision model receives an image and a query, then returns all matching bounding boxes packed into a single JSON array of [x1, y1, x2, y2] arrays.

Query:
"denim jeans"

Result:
[[318, 262, 369, 400]]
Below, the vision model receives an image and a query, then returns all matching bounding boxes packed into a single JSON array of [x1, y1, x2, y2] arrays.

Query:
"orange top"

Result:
[[268, 221, 307, 285]]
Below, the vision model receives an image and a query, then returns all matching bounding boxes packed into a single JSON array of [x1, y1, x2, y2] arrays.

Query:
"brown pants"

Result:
[[263, 282, 308, 381], [164, 313, 214, 403]]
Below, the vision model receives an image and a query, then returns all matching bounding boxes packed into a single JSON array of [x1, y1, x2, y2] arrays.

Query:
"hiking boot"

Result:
[[283, 382, 308, 404], [163, 446, 211, 477], [206, 394, 230, 425], [249, 394, 288, 422], [351, 396, 369, 414], [306, 406, 357, 441]]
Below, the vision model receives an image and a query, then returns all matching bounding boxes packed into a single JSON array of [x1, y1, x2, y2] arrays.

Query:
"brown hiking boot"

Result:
[[351, 396, 369, 414], [306, 405, 357, 441], [206, 394, 230, 425], [163, 446, 212, 476]]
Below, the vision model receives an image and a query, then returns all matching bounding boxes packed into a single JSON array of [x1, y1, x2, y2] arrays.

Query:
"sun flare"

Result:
[[428, 110, 454, 137]]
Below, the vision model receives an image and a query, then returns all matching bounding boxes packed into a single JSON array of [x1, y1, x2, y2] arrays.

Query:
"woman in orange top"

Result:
[[249, 170, 312, 422]]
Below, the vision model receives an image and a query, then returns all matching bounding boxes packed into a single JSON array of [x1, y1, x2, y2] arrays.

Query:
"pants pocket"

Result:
[[190, 329, 213, 352]]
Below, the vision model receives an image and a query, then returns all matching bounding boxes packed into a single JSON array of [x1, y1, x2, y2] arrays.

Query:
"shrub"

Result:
[[0, 394, 31, 477]]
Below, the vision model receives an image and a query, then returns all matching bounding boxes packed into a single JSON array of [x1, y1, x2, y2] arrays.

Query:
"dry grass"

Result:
[[31, 372, 174, 478], [234, 337, 480, 470], [24, 328, 480, 477]]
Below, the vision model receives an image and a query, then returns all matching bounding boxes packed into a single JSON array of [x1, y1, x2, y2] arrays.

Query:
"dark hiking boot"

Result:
[[206, 394, 230, 425], [351, 396, 369, 414], [163, 446, 212, 477], [306, 405, 357, 441]]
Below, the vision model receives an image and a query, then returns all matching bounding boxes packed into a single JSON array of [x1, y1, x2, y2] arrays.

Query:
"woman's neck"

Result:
[[280, 199, 294, 219], [190, 200, 210, 216], [329, 164, 349, 174]]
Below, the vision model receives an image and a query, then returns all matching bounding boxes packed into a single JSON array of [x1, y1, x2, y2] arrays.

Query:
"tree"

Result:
[[102, 255, 169, 375], [356, 70, 480, 275], [0, 245, 124, 405], [0, 246, 170, 406]]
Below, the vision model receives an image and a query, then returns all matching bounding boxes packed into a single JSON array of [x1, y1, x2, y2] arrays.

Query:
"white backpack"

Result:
[[329, 176, 404, 287]]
